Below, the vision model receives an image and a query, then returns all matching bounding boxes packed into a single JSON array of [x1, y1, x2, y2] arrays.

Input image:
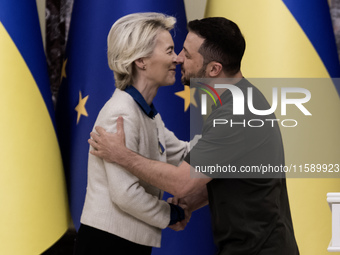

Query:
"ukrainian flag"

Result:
[[0, 0, 69, 254], [205, 0, 340, 254]]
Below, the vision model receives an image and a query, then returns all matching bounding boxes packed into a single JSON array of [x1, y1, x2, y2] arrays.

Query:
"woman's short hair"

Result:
[[107, 12, 176, 90]]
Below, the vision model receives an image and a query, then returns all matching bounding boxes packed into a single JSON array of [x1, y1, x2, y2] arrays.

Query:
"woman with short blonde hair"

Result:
[[74, 12, 189, 255], [107, 12, 176, 90]]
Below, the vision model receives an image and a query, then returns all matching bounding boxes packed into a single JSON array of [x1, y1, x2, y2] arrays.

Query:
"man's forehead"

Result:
[[185, 31, 203, 42], [183, 32, 204, 51]]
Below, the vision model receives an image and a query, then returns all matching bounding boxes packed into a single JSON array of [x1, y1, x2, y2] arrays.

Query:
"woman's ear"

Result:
[[207, 61, 223, 77], [135, 58, 146, 70]]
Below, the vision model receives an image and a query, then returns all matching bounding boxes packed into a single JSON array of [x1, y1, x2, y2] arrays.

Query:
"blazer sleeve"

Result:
[[101, 113, 171, 229], [160, 121, 190, 166]]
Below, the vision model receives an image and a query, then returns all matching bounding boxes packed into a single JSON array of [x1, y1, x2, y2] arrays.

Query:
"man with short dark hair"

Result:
[[89, 17, 299, 255]]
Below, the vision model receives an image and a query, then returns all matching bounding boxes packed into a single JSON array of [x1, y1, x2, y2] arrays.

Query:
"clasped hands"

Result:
[[167, 197, 192, 231]]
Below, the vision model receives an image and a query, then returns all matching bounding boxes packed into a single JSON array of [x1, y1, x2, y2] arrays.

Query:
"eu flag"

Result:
[[205, 0, 340, 254], [56, 0, 216, 254], [0, 0, 69, 254]]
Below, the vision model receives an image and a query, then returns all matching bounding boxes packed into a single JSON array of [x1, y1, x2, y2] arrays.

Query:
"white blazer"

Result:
[[81, 89, 189, 247]]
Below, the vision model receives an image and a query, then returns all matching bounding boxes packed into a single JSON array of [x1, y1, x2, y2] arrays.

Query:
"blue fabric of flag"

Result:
[[0, 0, 55, 123], [56, 0, 216, 254]]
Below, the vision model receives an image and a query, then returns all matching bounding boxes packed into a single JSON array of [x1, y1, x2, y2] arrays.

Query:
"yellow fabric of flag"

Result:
[[0, 21, 69, 255], [205, 1, 340, 254]]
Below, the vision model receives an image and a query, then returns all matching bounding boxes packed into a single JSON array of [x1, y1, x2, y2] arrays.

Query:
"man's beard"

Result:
[[181, 63, 208, 86]]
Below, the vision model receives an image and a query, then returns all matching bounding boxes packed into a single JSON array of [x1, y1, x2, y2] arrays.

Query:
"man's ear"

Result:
[[134, 58, 146, 70], [207, 61, 223, 77]]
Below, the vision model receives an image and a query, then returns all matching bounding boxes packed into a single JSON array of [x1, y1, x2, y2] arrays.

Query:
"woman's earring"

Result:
[[143, 66, 146, 70]]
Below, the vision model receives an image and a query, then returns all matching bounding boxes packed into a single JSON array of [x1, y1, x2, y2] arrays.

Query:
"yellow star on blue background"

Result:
[[175, 86, 197, 112], [75, 91, 89, 124]]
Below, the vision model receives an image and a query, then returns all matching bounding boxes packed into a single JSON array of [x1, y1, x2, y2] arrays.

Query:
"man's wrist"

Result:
[[112, 146, 130, 165]]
